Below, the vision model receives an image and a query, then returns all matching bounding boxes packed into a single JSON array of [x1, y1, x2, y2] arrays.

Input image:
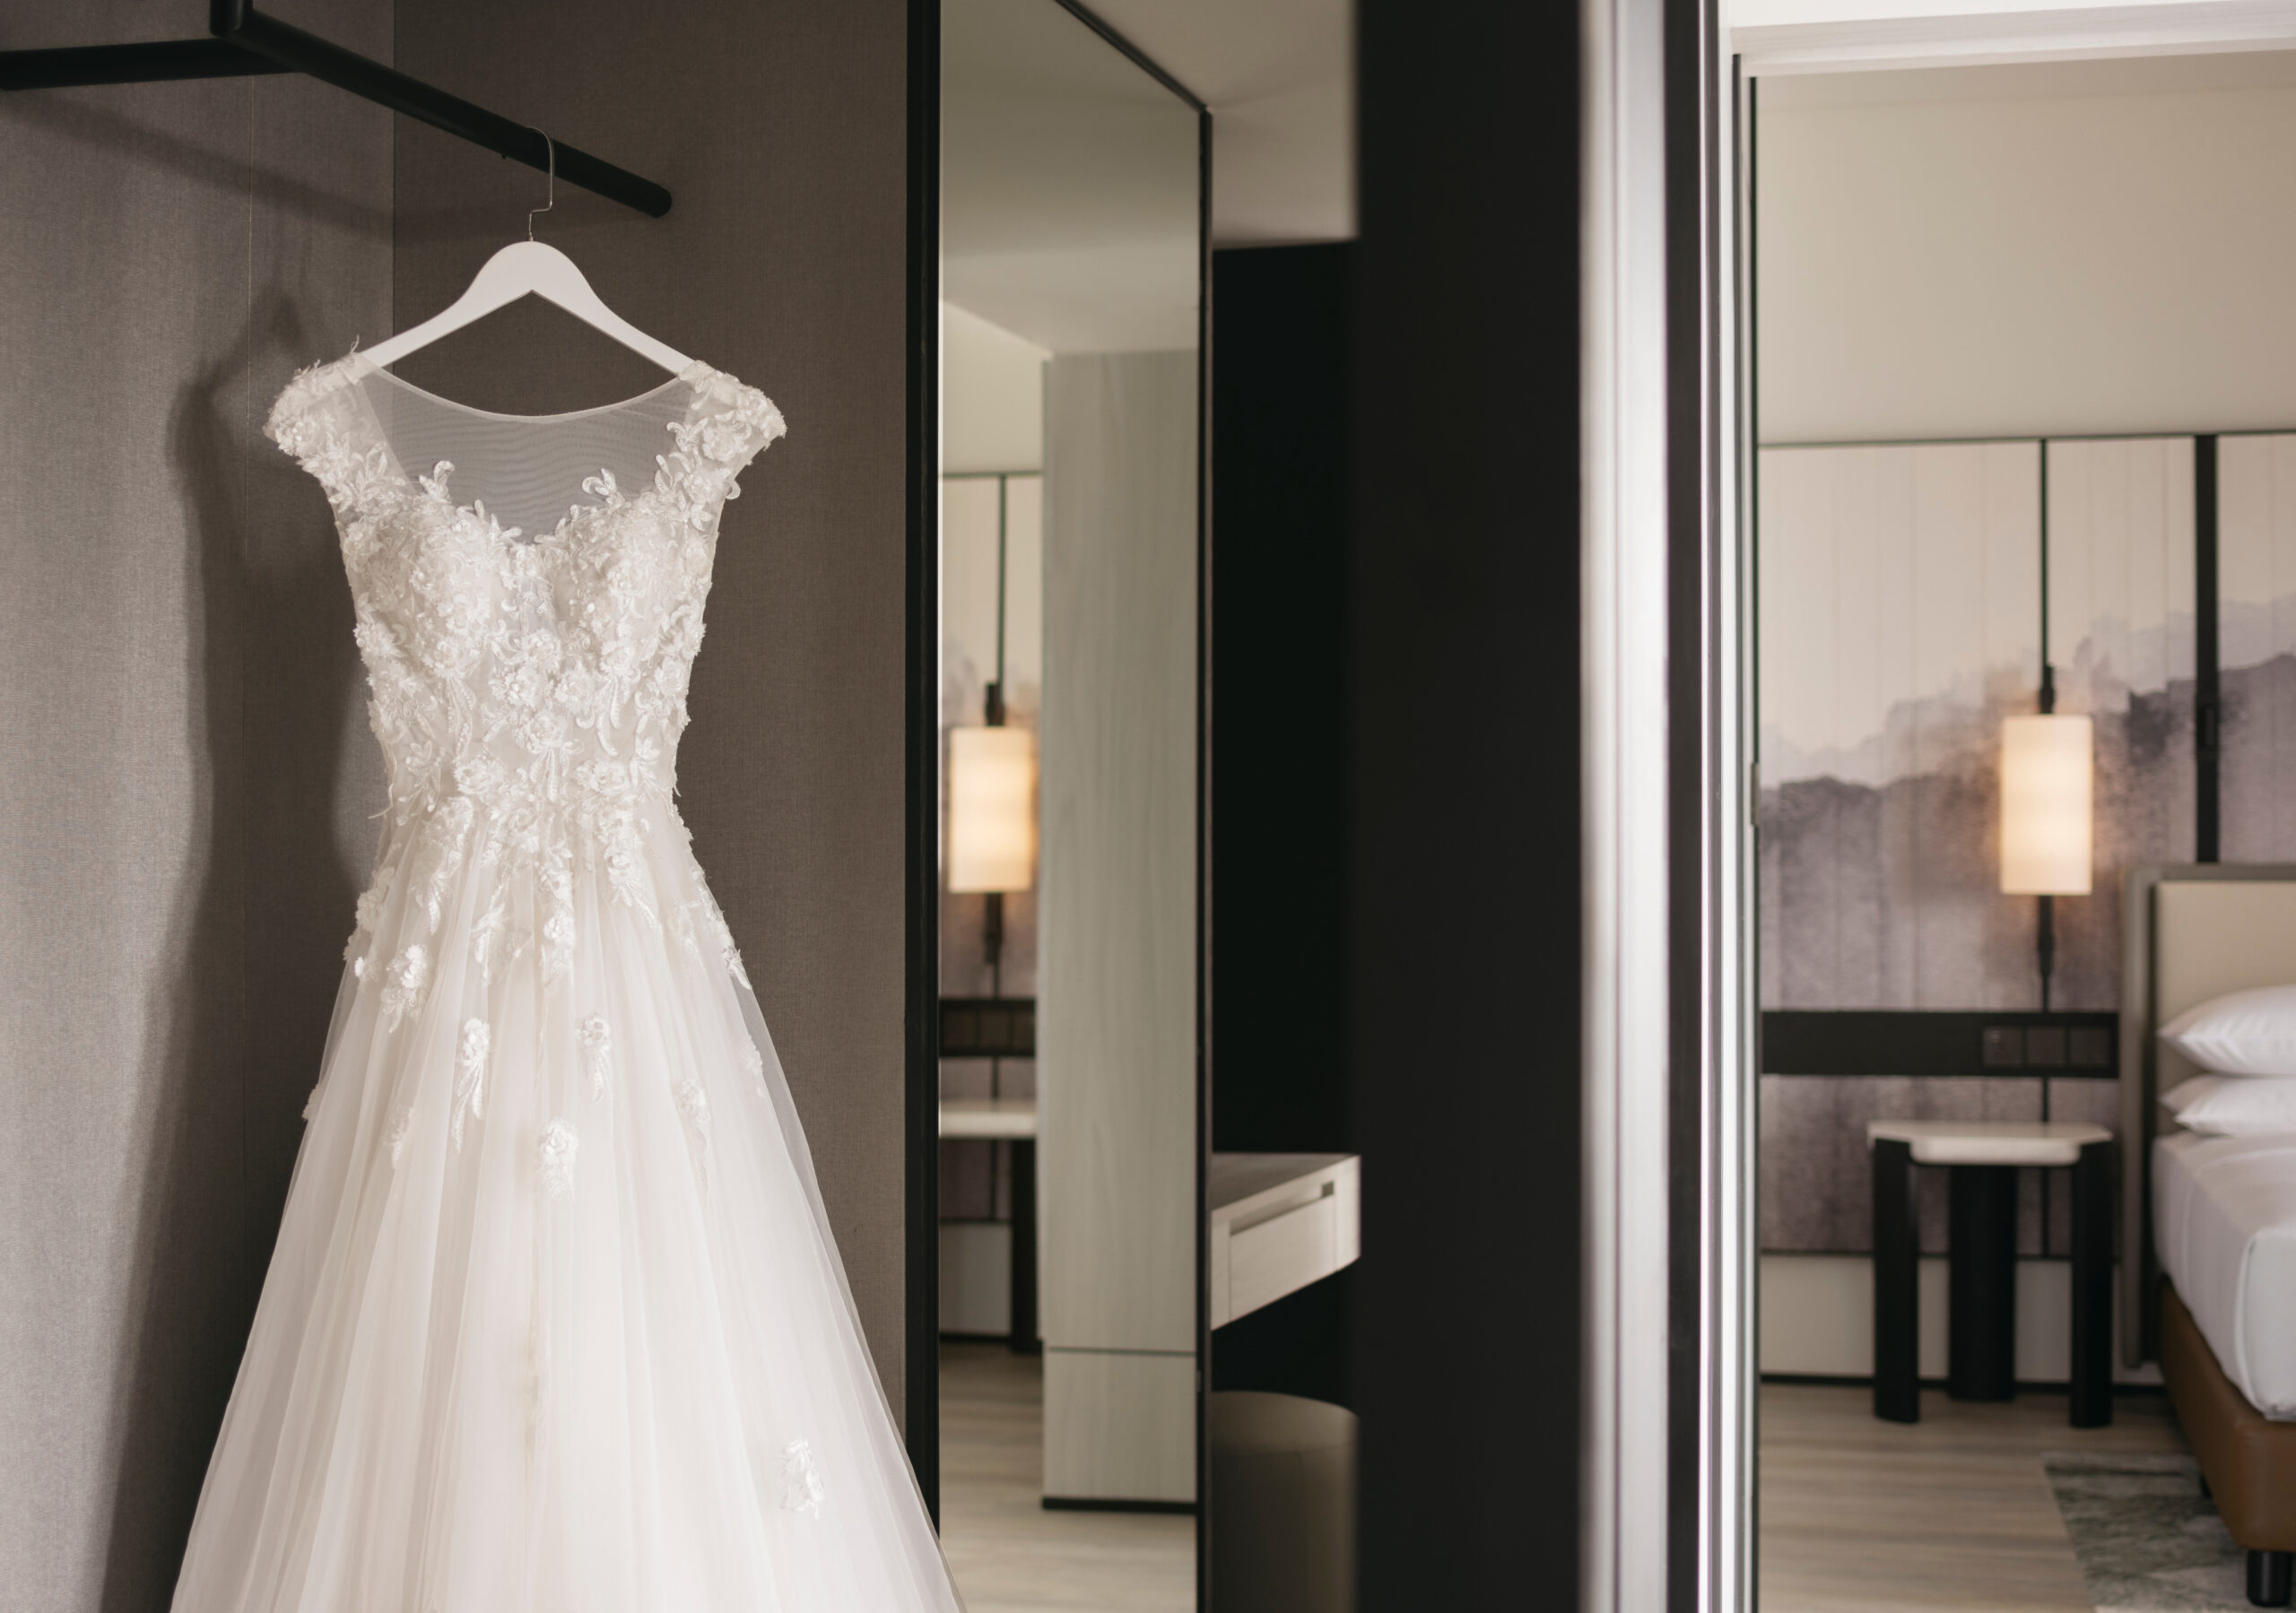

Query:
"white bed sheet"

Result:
[[2155, 1130, 2296, 1420]]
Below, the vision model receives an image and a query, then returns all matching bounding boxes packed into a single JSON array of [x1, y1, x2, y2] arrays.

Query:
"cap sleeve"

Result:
[[265, 357, 393, 517], [673, 369, 788, 512]]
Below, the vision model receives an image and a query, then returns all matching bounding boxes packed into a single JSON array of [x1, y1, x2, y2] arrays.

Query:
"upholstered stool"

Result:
[[1209, 1392, 1357, 1613]]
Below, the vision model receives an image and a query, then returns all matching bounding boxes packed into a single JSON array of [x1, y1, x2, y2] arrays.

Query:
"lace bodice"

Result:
[[266, 353, 785, 979]]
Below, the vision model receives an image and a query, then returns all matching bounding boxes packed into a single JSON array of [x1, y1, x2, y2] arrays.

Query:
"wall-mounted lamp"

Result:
[[2000, 711, 2094, 904], [948, 721, 1037, 900], [2000, 700, 2092, 1113]]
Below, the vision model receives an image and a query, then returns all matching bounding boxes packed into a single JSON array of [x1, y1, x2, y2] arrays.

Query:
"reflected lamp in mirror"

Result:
[[1999, 713, 2093, 897], [948, 724, 1037, 893]]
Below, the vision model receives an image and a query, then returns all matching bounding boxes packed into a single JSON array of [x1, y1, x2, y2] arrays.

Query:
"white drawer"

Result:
[[1208, 1152, 1361, 1328], [1229, 1185, 1341, 1322]]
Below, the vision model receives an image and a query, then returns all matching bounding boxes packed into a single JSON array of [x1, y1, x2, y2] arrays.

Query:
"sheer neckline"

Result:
[[335, 357, 716, 547], [267, 349, 786, 551], [346, 351, 711, 425]]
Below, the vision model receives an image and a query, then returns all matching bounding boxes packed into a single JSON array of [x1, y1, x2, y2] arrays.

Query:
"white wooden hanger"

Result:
[[360, 132, 691, 375]]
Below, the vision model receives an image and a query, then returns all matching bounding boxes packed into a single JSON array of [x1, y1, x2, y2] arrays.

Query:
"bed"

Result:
[[2123, 866, 2296, 1607], [2154, 1130, 2296, 1420]]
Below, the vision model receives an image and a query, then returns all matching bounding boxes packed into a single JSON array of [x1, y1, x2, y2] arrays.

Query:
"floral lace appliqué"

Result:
[[686, 892, 751, 990], [378, 944, 430, 1032], [782, 1437, 825, 1519], [676, 1077, 713, 1192], [450, 1018, 491, 1151], [581, 1016, 613, 1101], [537, 1118, 579, 1199]]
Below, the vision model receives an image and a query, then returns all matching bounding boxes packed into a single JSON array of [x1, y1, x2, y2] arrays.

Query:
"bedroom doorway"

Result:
[[1740, 30, 2296, 1613]]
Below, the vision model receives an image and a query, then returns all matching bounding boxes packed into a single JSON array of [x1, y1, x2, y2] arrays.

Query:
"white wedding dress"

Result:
[[169, 353, 964, 1613]]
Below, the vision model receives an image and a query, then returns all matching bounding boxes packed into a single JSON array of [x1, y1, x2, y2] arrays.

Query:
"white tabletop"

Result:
[[938, 1098, 1038, 1140], [1208, 1152, 1357, 1217], [1866, 1119, 2112, 1166]]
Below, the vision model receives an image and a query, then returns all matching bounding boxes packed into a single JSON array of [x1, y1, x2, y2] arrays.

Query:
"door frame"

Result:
[[1709, 6, 2296, 1609]]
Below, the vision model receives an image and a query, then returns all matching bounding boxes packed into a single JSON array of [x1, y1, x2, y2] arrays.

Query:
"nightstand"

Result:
[[1866, 1120, 2115, 1427]]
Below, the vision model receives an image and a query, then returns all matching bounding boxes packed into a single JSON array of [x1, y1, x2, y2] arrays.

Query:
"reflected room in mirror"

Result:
[[935, 1, 1204, 1606]]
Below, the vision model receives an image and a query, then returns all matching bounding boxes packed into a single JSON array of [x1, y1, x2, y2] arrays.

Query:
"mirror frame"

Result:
[[902, 0, 1212, 1591]]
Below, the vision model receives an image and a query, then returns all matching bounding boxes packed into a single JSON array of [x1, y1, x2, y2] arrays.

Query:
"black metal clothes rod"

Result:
[[0, 39, 287, 87], [0, 0, 672, 219]]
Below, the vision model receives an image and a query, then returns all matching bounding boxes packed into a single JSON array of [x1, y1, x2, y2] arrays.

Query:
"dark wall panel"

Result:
[[1351, 0, 1582, 1600], [1211, 242, 1351, 1159], [1209, 241, 1355, 1419]]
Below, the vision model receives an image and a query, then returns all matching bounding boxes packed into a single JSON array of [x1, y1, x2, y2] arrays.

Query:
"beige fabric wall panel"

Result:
[[0, 3, 394, 1607], [1039, 351, 1198, 1374], [1759, 60, 2296, 442], [391, 0, 914, 1411]]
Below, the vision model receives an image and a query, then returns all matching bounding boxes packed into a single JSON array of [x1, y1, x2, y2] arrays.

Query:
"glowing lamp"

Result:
[[1999, 713, 2093, 897], [948, 725, 1037, 893]]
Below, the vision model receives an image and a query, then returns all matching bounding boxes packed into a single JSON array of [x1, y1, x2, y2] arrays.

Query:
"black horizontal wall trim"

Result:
[[937, 996, 1036, 1059], [1762, 1010, 2117, 1078]]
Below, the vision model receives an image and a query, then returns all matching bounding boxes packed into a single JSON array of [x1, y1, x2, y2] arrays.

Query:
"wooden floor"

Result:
[[938, 1341, 1195, 1613], [1760, 1382, 2188, 1612], [942, 1357, 2178, 1609]]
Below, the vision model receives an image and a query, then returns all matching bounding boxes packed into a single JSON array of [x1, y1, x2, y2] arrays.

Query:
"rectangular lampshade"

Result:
[[1999, 713, 2093, 896], [948, 724, 1037, 893]]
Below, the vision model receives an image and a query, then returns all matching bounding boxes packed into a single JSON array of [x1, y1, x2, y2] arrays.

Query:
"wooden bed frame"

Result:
[[2121, 865, 2296, 1607]]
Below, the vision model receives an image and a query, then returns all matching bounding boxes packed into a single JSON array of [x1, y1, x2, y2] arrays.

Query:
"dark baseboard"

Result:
[[1042, 1496, 1199, 1515]]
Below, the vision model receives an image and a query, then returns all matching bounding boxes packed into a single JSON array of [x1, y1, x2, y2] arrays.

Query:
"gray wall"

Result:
[[390, 0, 915, 1408], [0, 3, 395, 1608], [2, 0, 914, 1605]]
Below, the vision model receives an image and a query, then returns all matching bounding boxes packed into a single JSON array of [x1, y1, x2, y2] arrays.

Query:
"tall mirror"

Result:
[[935, 2, 1205, 1605]]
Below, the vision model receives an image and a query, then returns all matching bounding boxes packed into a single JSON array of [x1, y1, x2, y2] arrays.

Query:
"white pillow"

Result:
[[2160, 984, 2296, 1077], [2162, 1076, 2296, 1136]]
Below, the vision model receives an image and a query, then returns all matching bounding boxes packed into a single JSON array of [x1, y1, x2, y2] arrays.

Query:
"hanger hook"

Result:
[[526, 128, 555, 240]]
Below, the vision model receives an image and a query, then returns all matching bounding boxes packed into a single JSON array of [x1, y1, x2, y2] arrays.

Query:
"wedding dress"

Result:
[[169, 352, 964, 1613]]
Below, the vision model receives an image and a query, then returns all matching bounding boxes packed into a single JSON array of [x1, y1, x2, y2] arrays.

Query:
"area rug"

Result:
[[2044, 1453, 2254, 1610]]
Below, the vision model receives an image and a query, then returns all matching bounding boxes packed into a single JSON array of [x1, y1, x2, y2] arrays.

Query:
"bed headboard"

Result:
[[2120, 864, 2296, 1366]]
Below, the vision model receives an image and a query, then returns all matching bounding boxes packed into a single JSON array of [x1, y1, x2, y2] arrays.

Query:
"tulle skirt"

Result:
[[169, 814, 962, 1612]]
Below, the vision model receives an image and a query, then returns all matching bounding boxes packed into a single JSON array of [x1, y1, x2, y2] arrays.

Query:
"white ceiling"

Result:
[[1075, 0, 1356, 246], [943, 0, 1202, 351], [940, 0, 1353, 355]]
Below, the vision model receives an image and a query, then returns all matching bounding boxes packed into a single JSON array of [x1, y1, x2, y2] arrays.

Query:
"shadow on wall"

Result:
[[98, 300, 370, 1613]]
